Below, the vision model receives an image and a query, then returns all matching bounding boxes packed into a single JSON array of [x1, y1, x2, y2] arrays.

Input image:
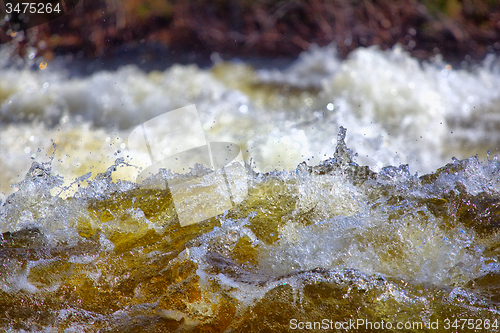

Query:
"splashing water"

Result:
[[2, 44, 500, 331]]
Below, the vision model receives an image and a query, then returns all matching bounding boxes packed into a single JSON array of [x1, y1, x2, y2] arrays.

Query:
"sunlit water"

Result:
[[1, 44, 500, 331]]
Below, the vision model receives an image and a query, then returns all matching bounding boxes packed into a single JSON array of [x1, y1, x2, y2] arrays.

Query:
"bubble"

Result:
[[239, 105, 248, 114]]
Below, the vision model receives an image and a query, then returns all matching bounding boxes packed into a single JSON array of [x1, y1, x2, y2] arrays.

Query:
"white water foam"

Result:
[[1, 44, 500, 202]]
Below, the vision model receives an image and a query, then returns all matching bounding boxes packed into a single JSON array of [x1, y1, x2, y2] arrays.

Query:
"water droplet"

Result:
[[239, 105, 248, 114]]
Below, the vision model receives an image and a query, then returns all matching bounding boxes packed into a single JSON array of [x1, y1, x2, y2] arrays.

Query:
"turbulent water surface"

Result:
[[1, 44, 500, 331]]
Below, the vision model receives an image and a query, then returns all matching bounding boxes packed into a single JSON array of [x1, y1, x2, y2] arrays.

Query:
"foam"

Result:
[[2, 44, 500, 330]]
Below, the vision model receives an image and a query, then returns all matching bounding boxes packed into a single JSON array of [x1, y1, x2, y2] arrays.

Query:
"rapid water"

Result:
[[1, 44, 500, 331]]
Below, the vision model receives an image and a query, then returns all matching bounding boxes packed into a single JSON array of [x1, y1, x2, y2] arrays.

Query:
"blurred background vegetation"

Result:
[[1, 0, 499, 64]]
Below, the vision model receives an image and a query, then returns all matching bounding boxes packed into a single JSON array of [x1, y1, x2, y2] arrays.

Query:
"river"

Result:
[[1, 43, 500, 331]]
